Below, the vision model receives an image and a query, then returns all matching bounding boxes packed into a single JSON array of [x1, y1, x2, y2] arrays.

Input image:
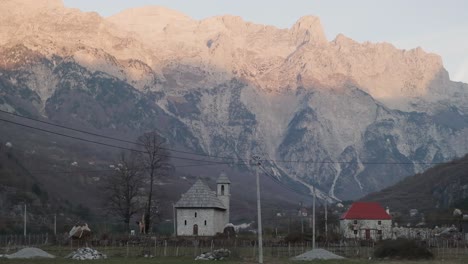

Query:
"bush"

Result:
[[374, 239, 433, 260]]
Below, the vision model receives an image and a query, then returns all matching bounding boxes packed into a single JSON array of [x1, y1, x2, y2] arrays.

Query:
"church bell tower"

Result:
[[216, 172, 231, 223]]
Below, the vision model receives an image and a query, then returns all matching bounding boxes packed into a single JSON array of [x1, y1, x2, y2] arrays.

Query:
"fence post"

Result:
[[126, 242, 129, 258], [253, 241, 257, 258], [154, 237, 158, 257], [164, 240, 167, 257]]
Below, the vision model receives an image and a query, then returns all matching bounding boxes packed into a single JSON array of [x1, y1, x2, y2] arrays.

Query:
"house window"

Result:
[[184, 220, 187, 226], [378, 221, 382, 225], [204, 220, 207, 226], [354, 230, 358, 235], [221, 185, 225, 195], [353, 220, 358, 224], [378, 230, 382, 235], [195, 212, 197, 218]]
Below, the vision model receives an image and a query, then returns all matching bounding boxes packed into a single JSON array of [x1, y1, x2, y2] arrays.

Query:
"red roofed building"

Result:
[[340, 202, 392, 240]]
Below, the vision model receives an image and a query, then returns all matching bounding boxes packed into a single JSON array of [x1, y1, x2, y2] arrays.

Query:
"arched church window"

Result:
[[221, 185, 225, 195], [204, 220, 207, 226], [184, 220, 187, 226], [195, 212, 197, 217]]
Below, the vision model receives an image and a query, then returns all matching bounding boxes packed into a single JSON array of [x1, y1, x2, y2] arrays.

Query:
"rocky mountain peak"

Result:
[[332, 33, 356, 46], [291, 16, 327, 45], [1, 2, 452, 109], [1, 0, 64, 15]]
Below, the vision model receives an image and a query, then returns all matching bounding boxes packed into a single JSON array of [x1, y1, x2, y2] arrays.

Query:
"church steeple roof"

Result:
[[216, 172, 231, 184]]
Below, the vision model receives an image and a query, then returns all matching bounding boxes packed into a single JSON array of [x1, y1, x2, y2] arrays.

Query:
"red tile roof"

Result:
[[340, 202, 391, 220]]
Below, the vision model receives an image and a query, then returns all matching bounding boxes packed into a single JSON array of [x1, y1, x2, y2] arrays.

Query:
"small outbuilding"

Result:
[[174, 173, 230, 236], [340, 202, 392, 240]]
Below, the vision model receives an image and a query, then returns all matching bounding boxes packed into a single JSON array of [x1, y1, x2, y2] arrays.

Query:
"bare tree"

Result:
[[104, 152, 143, 231], [137, 132, 170, 233]]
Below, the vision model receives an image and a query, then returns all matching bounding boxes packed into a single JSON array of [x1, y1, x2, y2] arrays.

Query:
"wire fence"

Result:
[[1, 234, 468, 260]]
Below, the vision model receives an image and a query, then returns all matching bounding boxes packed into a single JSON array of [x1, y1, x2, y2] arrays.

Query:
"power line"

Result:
[[0, 109, 239, 161], [26, 161, 247, 175], [0, 117, 238, 165], [2, 112, 467, 166], [259, 164, 341, 203], [258, 164, 314, 199]]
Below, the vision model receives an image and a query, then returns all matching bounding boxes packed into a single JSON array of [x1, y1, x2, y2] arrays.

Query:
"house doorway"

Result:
[[193, 224, 198, 236], [365, 229, 370, 240]]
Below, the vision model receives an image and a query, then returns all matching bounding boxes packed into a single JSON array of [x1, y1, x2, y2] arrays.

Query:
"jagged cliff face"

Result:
[[1, 0, 468, 200]]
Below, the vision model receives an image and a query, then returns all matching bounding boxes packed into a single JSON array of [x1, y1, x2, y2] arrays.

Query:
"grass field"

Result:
[[0, 258, 468, 264], [1, 256, 468, 264], [2, 244, 468, 264]]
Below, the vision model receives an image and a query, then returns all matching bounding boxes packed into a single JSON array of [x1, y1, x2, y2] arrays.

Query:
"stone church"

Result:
[[174, 173, 230, 236]]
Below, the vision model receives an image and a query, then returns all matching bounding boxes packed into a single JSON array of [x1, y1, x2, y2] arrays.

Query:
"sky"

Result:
[[63, 0, 468, 83]]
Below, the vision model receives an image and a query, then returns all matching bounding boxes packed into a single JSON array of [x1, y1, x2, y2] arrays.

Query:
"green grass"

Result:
[[1, 257, 468, 264], [2, 245, 468, 264]]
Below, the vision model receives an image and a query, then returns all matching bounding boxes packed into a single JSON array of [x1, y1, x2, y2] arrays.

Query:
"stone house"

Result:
[[174, 173, 230, 236], [340, 202, 392, 240]]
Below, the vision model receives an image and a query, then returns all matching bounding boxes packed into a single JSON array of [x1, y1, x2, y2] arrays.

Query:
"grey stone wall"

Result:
[[340, 219, 392, 240]]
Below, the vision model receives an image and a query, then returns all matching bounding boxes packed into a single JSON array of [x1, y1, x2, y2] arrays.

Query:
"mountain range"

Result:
[[0, 0, 467, 206]]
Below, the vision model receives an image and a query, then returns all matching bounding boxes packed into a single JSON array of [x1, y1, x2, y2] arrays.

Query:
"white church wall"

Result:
[[177, 208, 226, 236]]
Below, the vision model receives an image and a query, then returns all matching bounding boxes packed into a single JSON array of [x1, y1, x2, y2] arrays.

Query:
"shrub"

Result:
[[374, 239, 433, 260]]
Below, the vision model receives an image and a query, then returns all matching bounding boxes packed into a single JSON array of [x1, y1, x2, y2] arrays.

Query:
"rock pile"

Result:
[[195, 248, 230, 260], [66, 247, 107, 260], [5, 247, 55, 259]]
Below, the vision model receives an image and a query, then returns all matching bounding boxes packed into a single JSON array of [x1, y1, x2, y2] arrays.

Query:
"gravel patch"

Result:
[[5, 247, 55, 259], [291, 248, 344, 261]]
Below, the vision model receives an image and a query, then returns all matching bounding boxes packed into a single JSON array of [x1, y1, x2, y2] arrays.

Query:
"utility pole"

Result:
[[300, 202, 304, 239], [312, 186, 316, 249], [173, 203, 176, 237], [54, 214, 57, 236], [325, 200, 328, 243], [23, 204, 27, 237], [301, 216, 304, 238], [253, 156, 263, 264]]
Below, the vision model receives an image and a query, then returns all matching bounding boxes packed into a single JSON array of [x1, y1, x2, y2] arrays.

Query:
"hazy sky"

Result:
[[63, 0, 468, 83]]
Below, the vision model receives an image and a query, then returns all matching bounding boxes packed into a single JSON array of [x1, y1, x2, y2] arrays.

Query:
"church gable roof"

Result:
[[175, 180, 226, 209]]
